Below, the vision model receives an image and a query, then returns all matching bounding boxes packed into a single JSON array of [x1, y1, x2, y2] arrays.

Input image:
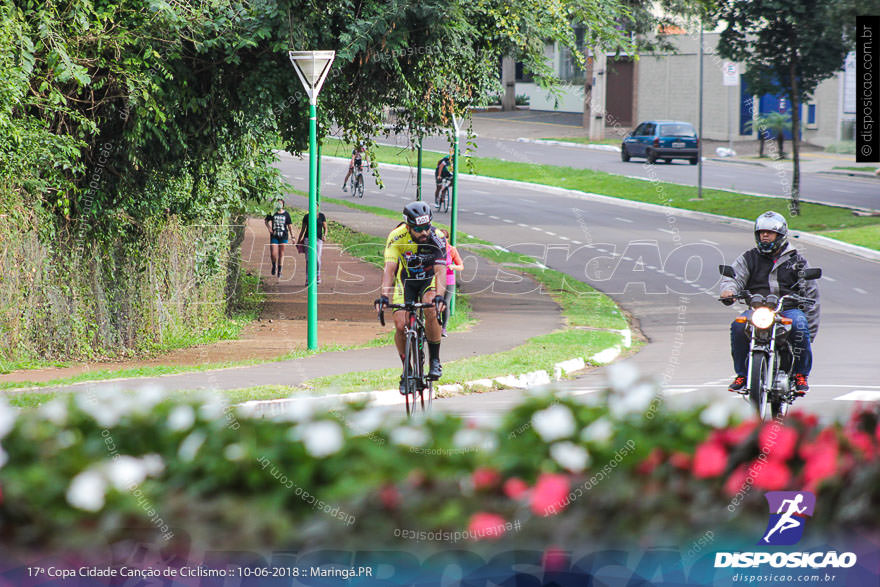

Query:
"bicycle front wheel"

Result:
[[355, 175, 364, 198], [441, 186, 450, 213], [403, 332, 419, 416]]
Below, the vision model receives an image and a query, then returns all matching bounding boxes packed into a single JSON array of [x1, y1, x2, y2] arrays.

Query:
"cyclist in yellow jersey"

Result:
[[375, 202, 448, 394]]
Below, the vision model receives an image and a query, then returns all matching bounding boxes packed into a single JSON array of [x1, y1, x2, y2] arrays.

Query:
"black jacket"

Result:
[[720, 244, 820, 339]]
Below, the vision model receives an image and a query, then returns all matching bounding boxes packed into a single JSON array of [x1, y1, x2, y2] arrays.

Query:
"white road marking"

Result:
[[622, 256, 634, 261], [474, 211, 485, 216], [559, 236, 570, 241], [503, 219, 514, 223], [596, 248, 608, 253], [834, 390, 880, 402], [545, 231, 557, 236], [571, 240, 582, 245], [646, 265, 657, 270], [531, 226, 543, 231], [832, 188, 849, 193], [517, 223, 529, 227], [489, 215, 500, 220], [854, 287, 868, 294], [823, 276, 836, 282], [473, 190, 490, 194], [615, 217, 634, 223], [657, 228, 675, 234], [701, 239, 719, 245], [295, 176, 305, 180]]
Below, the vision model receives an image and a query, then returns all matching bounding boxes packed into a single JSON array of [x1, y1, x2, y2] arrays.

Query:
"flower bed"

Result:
[[1, 370, 878, 554]]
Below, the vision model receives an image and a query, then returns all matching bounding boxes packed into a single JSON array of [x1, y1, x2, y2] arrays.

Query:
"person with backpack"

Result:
[[264, 198, 293, 278]]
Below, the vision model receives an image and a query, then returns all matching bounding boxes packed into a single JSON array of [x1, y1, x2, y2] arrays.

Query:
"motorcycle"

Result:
[[718, 264, 821, 420]]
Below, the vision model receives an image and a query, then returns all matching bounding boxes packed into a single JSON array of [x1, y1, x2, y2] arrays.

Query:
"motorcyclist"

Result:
[[720, 211, 820, 394]]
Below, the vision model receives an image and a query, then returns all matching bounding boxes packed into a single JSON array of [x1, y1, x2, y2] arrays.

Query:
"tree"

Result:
[[744, 112, 792, 158], [713, 0, 872, 215]]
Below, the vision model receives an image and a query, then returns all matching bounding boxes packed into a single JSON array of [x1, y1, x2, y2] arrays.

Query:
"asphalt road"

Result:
[[378, 134, 880, 212], [279, 153, 880, 420]]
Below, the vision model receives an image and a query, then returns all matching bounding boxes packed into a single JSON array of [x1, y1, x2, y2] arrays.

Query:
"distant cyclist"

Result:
[[434, 151, 453, 208], [342, 144, 368, 192], [375, 202, 448, 394]]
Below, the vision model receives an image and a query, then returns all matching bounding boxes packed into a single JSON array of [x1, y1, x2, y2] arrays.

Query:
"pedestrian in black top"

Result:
[[296, 205, 328, 285], [264, 198, 292, 278]]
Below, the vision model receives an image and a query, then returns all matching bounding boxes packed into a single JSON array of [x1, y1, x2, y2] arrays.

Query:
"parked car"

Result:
[[621, 120, 699, 165]]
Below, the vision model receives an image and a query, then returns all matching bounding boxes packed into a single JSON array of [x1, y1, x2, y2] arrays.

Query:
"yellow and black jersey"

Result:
[[383, 224, 447, 282]]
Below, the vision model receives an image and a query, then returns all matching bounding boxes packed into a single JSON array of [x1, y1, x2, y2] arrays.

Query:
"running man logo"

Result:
[[760, 491, 816, 546]]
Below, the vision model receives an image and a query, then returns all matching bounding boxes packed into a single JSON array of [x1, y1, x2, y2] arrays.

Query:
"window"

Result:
[[643, 123, 656, 136], [558, 26, 587, 84], [660, 123, 696, 137], [806, 103, 817, 129]]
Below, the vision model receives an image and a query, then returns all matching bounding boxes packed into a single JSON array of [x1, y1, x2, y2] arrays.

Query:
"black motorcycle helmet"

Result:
[[754, 211, 788, 256], [403, 201, 433, 229]]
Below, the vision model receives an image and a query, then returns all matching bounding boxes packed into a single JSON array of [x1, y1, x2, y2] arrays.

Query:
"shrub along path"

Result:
[[0, 217, 387, 387]]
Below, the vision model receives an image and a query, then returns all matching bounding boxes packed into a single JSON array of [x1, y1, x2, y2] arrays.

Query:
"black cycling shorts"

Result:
[[392, 278, 435, 308]]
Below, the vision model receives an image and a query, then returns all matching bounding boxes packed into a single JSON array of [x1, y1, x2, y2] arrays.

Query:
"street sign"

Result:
[[722, 61, 739, 86]]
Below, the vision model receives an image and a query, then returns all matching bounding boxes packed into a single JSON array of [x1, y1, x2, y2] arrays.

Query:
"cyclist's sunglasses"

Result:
[[409, 224, 432, 233]]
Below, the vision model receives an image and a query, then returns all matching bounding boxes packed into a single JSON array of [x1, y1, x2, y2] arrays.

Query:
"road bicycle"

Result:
[[378, 301, 441, 416], [349, 164, 365, 198], [436, 177, 451, 213]]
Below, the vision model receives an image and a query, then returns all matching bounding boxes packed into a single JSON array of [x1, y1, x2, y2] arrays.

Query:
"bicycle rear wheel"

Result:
[[441, 186, 449, 213], [416, 340, 433, 412], [403, 331, 419, 416], [355, 174, 364, 198]]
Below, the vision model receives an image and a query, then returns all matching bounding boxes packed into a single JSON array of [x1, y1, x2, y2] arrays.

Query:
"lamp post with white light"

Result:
[[289, 50, 335, 350]]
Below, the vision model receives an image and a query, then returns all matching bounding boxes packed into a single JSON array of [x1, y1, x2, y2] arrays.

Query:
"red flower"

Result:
[[637, 448, 664, 475], [875, 422, 880, 444], [845, 430, 875, 460], [542, 547, 569, 572], [503, 477, 530, 500], [803, 442, 838, 492], [692, 440, 728, 478], [379, 485, 400, 510], [725, 421, 759, 446], [530, 473, 571, 516], [467, 512, 507, 541], [759, 423, 798, 462], [752, 459, 791, 490], [724, 464, 750, 497], [789, 410, 818, 429], [669, 452, 692, 470], [472, 467, 501, 491]]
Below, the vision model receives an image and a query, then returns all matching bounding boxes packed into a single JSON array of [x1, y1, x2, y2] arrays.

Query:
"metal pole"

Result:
[[317, 136, 322, 206], [728, 86, 733, 153], [307, 101, 318, 349], [449, 131, 459, 316], [697, 22, 704, 199], [416, 133, 423, 201]]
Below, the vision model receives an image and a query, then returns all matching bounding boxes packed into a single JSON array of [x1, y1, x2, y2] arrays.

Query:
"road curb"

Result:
[[515, 137, 622, 153], [818, 170, 878, 179], [236, 329, 632, 415]]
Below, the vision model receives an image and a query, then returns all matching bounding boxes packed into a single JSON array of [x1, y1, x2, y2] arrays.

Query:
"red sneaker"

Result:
[[728, 375, 747, 393], [794, 374, 809, 395]]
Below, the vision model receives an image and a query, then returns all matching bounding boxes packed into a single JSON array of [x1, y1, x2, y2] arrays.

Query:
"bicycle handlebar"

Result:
[[377, 302, 443, 327]]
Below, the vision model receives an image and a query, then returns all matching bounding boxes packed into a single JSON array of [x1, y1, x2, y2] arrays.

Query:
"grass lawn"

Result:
[[325, 139, 880, 251], [831, 166, 878, 173]]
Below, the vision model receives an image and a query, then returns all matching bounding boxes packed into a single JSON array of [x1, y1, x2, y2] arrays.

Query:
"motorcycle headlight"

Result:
[[751, 307, 775, 329]]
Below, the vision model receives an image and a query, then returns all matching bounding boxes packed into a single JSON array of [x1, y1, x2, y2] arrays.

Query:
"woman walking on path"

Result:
[[439, 228, 463, 336], [265, 198, 293, 278], [296, 206, 328, 285]]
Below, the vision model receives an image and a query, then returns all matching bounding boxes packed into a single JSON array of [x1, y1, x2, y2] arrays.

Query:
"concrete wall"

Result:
[[516, 82, 585, 113], [803, 72, 842, 147]]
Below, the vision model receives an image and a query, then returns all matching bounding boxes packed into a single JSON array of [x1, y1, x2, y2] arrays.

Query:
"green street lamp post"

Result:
[[289, 50, 335, 350]]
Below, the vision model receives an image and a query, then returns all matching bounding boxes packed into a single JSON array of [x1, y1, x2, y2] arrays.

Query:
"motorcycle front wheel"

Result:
[[749, 351, 770, 420]]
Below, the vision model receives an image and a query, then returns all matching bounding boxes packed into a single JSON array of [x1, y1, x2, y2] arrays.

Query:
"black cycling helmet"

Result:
[[403, 201, 433, 228], [754, 211, 788, 256]]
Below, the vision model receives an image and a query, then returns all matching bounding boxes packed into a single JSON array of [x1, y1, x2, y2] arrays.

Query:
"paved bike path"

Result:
[[17, 201, 563, 396]]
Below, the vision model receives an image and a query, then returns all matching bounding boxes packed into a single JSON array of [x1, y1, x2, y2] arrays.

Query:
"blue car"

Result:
[[621, 120, 699, 165]]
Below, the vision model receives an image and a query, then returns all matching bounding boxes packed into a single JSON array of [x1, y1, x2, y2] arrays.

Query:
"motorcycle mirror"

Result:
[[802, 268, 822, 280], [719, 265, 735, 278]]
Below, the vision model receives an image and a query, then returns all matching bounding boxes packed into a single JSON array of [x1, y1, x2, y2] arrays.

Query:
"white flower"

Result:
[[531, 404, 576, 442], [57, 430, 77, 449], [0, 444, 7, 469], [348, 407, 385, 435], [75, 389, 124, 427], [141, 454, 165, 476], [606, 361, 640, 393], [178, 431, 206, 462], [609, 382, 657, 419], [550, 441, 591, 472], [105, 456, 149, 491], [581, 418, 614, 444], [700, 401, 735, 429], [390, 425, 428, 447], [167, 405, 196, 432], [0, 398, 17, 439], [39, 399, 68, 426], [199, 396, 229, 420], [67, 470, 107, 512], [299, 421, 345, 458], [224, 443, 246, 461], [130, 385, 166, 413], [453, 428, 487, 450]]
